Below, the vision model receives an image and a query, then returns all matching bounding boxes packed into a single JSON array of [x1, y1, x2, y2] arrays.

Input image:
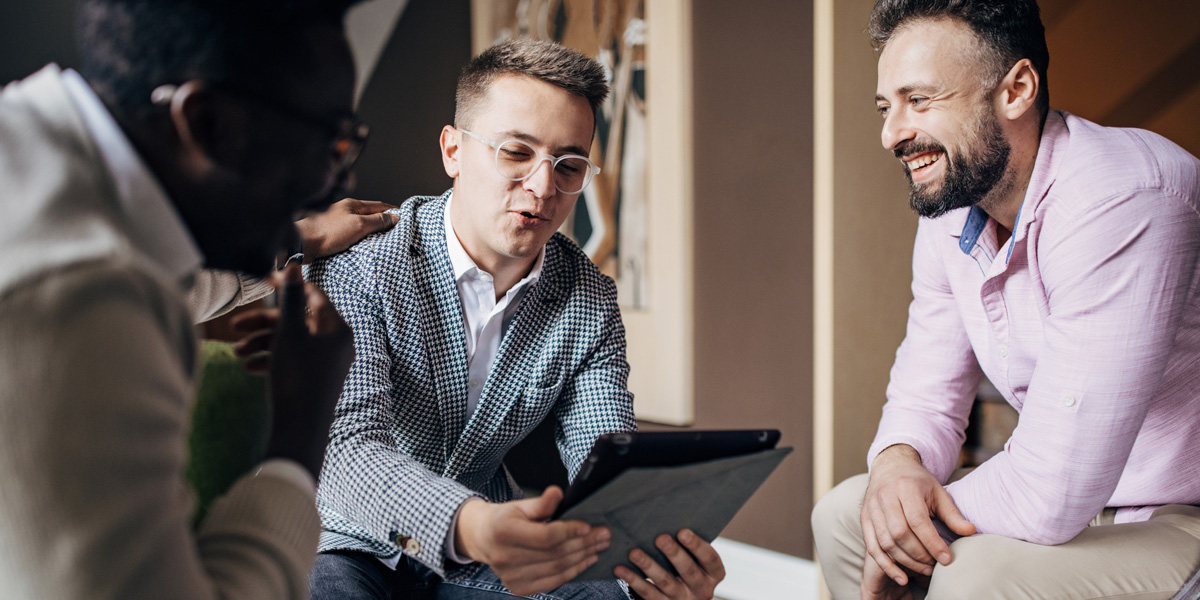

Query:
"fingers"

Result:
[[367, 210, 400, 233], [861, 510, 909, 587], [879, 496, 936, 573], [677, 529, 724, 582], [932, 486, 977, 538], [233, 328, 273, 358], [615, 532, 721, 600], [521, 486, 564, 522], [902, 498, 951, 568], [615, 553, 668, 600], [861, 556, 915, 600], [866, 498, 925, 578], [348, 199, 399, 214], [230, 309, 278, 334]]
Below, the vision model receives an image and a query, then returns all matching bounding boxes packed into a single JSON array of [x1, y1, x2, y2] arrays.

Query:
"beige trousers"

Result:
[[812, 473, 1200, 600]]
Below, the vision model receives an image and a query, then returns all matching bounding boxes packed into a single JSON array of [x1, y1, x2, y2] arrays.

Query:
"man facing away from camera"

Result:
[[0, 0, 373, 597], [306, 38, 726, 600], [812, 1, 1200, 598]]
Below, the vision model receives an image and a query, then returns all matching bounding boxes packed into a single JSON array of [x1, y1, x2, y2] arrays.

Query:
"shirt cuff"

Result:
[[254, 459, 316, 495], [444, 499, 477, 565]]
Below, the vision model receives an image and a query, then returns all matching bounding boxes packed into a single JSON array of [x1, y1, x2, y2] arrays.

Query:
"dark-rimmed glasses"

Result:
[[150, 83, 369, 175]]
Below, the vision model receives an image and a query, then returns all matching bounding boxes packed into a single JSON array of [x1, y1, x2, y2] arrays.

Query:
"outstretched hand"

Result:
[[455, 486, 611, 597], [295, 197, 399, 263]]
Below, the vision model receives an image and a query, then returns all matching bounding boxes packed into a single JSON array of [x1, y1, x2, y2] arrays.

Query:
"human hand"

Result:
[[251, 266, 354, 477], [615, 529, 725, 600], [860, 553, 916, 600], [455, 486, 611, 596], [229, 278, 345, 374], [860, 445, 975, 587], [294, 197, 399, 263]]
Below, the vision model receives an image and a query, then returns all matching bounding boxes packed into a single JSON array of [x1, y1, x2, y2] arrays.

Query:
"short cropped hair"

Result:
[[454, 38, 610, 130], [75, 0, 361, 119], [868, 0, 1050, 123]]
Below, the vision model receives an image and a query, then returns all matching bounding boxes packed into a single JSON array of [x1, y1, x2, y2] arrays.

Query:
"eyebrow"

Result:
[[875, 82, 940, 103], [497, 129, 590, 157]]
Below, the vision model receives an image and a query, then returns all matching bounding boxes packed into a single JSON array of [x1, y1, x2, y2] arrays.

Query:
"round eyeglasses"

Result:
[[459, 129, 600, 195]]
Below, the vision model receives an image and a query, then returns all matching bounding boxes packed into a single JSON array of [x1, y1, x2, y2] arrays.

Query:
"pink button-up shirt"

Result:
[[868, 110, 1200, 545]]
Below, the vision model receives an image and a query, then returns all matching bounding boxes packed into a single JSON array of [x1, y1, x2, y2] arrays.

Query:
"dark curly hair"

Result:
[[76, 0, 362, 118], [869, 0, 1050, 123]]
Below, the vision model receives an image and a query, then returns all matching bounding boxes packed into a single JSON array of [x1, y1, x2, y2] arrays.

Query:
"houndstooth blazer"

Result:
[[306, 190, 637, 578]]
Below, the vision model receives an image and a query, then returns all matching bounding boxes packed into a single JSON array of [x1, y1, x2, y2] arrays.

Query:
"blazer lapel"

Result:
[[411, 194, 470, 468]]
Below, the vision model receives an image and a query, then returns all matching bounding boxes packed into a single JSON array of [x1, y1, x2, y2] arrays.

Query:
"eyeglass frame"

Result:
[[458, 128, 600, 195], [150, 83, 369, 176]]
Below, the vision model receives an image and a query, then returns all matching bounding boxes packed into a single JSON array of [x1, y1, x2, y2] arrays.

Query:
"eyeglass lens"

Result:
[[495, 139, 593, 194]]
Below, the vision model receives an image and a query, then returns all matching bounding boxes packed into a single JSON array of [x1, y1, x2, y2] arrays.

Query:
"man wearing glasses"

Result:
[[306, 39, 726, 600]]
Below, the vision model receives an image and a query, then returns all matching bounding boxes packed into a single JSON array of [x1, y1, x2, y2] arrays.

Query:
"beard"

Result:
[[899, 110, 1012, 219]]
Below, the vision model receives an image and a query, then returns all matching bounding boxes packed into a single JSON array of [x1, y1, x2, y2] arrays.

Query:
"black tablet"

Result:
[[552, 429, 781, 519]]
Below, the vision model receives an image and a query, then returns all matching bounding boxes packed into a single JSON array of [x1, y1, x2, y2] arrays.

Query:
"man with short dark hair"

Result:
[[307, 38, 726, 600], [812, 1, 1200, 598], [0, 0, 368, 597]]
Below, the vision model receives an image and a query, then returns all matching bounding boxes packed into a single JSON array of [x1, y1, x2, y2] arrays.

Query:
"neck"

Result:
[[472, 243, 537, 300], [979, 122, 1041, 237]]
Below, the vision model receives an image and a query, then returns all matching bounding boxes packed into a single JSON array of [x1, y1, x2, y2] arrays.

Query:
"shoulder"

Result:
[[544, 232, 618, 301], [307, 193, 448, 284], [1047, 113, 1200, 218]]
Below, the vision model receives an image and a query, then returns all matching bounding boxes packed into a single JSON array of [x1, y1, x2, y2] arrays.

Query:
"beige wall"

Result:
[[813, 0, 916, 501], [642, 0, 817, 560]]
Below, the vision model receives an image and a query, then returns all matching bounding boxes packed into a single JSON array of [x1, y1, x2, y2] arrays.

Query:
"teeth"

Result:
[[906, 153, 942, 170]]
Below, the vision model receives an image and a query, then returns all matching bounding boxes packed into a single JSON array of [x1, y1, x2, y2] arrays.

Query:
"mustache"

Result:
[[894, 141, 946, 161]]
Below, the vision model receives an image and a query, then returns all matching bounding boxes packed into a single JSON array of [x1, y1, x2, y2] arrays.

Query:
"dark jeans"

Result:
[[310, 550, 630, 600]]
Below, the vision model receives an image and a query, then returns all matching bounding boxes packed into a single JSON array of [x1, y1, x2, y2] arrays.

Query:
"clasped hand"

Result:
[[859, 445, 975, 599]]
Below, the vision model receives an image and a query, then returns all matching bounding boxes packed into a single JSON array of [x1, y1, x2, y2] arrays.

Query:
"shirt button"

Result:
[[1061, 394, 1076, 407], [394, 534, 421, 555], [469, 378, 481, 389], [998, 345, 1008, 359]]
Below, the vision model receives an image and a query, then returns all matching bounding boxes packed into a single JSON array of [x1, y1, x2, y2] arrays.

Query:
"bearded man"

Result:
[[811, 1, 1200, 599]]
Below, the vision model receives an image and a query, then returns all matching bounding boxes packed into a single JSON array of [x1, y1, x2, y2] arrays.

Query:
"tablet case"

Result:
[[554, 429, 782, 519], [556, 437, 791, 582]]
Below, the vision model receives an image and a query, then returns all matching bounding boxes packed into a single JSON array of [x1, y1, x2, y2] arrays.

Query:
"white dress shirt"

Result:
[[443, 193, 544, 421]]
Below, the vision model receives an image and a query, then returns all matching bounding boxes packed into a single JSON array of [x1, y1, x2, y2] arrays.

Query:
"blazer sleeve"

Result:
[[0, 261, 318, 599], [307, 251, 478, 578], [553, 275, 638, 479]]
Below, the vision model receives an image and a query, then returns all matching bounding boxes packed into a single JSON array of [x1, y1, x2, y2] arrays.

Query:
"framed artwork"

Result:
[[471, 0, 694, 424]]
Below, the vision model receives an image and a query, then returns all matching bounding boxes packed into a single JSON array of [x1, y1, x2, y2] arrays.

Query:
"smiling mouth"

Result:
[[904, 151, 944, 173]]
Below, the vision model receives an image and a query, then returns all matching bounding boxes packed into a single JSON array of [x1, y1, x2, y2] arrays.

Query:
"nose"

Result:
[[523, 158, 556, 199], [880, 109, 916, 152]]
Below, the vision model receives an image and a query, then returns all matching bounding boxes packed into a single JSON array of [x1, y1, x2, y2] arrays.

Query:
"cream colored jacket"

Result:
[[0, 65, 318, 599]]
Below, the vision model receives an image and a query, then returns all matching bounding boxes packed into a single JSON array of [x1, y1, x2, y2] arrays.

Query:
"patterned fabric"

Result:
[[870, 110, 1200, 545], [306, 191, 636, 579]]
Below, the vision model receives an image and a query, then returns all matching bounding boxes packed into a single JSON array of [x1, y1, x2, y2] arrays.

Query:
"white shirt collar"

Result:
[[442, 191, 545, 289], [60, 69, 203, 284]]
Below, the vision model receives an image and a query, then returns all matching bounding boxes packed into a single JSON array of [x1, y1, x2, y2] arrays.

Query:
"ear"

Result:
[[167, 80, 248, 170], [996, 58, 1039, 122], [440, 125, 461, 179]]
